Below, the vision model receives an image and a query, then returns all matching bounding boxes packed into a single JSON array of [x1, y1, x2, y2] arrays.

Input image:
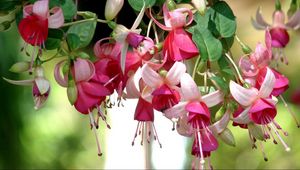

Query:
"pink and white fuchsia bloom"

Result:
[[164, 73, 223, 168], [230, 68, 291, 152]]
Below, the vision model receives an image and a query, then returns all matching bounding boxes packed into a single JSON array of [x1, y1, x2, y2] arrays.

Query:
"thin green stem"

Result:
[[225, 53, 245, 84], [62, 18, 108, 27], [192, 56, 202, 79]]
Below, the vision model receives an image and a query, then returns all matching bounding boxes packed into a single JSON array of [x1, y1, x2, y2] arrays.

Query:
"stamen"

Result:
[[88, 112, 102, 156], [196, 123, 205, 169], [97, 106, 111, 129], [132, 122, 140, 146], [265, 125, 278, 144], [172, 121, 175, 131], [146, 122, 151, 143], [258, 142, 268, 162], [270, 122, 290, 152], [141, 122, 145, 146], [152, 123, 162, 148], [279, 95, 300, 128]]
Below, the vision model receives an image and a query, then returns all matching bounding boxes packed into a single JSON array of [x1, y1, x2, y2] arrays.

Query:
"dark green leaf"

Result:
[[67, 20, 97, 48], [61, 0, 77, 20], [0, 1, 20, 10], [191, 28, 222, 62], [76, 51, 90, 59], [45, 38, 61, 50], [220, 36, 234, 52], [66, 33, 81, 51], [128, 0, 156, 11], [210, 76, 229, 93], [49, 0, 66, 8]]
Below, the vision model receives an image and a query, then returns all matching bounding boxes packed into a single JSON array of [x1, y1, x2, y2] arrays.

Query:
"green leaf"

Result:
[[128, 0, 156, 11], [45, 29, 64, 50], [210, 1, 236, 38], [76, 52, 90, 59], [210, 76, 229, 93], [66, 33, 81, 51], [49, 0, 66, 8], [220, 36, 234, 52], [191, 28, 222, 62], [61, 0, 77, 20], [0, 1, 20, 10], [67, 20, 97, 48]]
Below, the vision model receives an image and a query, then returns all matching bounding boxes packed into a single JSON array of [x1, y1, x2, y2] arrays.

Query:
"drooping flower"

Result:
[[141, 62, 186, 111], [19, 0, 64, 46], [164, 73, 223, 167], [150, 3, 199, 62], [4, 66, 50, 110], [105, 0, 124, 21]]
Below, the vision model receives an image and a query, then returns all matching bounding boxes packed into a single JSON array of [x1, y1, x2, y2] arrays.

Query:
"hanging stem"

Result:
[[225, 53, 245, 84]]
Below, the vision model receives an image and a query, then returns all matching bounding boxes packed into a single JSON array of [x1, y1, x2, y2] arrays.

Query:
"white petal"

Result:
[[209, 110, 230, 135], [141, 64, 163, 88], [202, 90, 223, 107], [125, 68, 142, 98], [229, 81, 258, 107], [164, 102, 188, 119], [33, 0, 49, 18], [259, 67, 276, 98], [166, 62, 186, 86], [3, 77, 34, 86], [35, 78, 50, 95], [141, 85, 153, 103], [48, 7, 64, 28], [180, 73, 201, 101], [120, 43, 128, 73], [254, 7, 270, 29], [131, 2, 145, 30], [233, 107, 251, 124]]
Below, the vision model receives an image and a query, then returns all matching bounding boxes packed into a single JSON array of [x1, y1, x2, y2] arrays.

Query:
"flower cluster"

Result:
[[2, 0, 300, 169]]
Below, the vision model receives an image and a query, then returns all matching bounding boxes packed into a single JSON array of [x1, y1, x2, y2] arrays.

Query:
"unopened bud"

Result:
[[192, 0, 207, 16], [67, 80, 78, 105], [105, 0, 124, 21], [248, 123, 265, 141], [9, 61, 31, 73], [167, 0, 177, 11], [219, 128, 236, 147], [242, 44, 252, 54], [34, 66, 45, 78]]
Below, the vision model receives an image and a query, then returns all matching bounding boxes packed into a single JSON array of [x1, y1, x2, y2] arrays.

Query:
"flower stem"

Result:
[[62, 18, 108, 27], [225, 53, 245, 84]]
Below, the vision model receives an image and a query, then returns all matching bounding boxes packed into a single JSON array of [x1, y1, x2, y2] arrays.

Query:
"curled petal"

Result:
[[286, 10, 300, 29], [258, 67, 275, 98], [125, 67, 142, 98], [54, 60, 68, 87], [164, 101, 188, 119], [35, 77, 50, 95], [172, 7, 193, 27], [131, 3, 145, 30], [23, 4, 33, 18], [252, 7, 270, 30], [166, 62, 186, 86], [74, 58, 95, 82], [229, 81, 258, 107], [209, 110, 230, 135], [149, 7, 172, 31], [141, 64, 163, 88], [202, 90, 223, 107], [48, 7, 64, 28], [233, 107, 251, 124], [239, 56, 258, 77], [33, 0, 49, 18], [3, 77, 34, 86], [180, 73, 201, 101], [141, 85, 154, 103]]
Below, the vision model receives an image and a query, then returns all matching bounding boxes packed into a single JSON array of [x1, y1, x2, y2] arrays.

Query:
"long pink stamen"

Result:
[[258, 142, 268, 162], [270, 121, 290, 152], [132, 122, 140, 146], [196, 123, 205, 169], [152, 123, 162, 148], [89, 112, 103, 156]]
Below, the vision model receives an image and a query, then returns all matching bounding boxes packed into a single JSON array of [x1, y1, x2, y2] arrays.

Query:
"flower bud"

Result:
[[219, 128, 236, 147], [248, 123, 265, 141], [67, 80, 78, 105], [105, 0, 124, 21], [9, 61, 31, 73], [192, 0, 207, 16]]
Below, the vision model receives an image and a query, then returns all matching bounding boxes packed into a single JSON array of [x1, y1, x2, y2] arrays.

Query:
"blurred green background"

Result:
[[1, 0, 300, 169]]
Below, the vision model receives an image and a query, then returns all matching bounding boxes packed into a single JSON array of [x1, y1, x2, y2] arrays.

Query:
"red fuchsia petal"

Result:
[[202, 90, 223, 108], [233, 106, 252, 125], [249, 98, 277, 125], [291, 88, 300, 105], [151, 84, 181, 111], [286, 10, 300, 29], [74, 82, 106, 114], [270, 27, 290, 48], [239, 55, 259, 77], [232, 106, 249, 129], [180, 73, 201, 101], [80, 78, 112, 97], [166, 61, 186, 86], [186, 101, 211, 128], [257, 67, 276, 98], [18, 14, 48, 46], [33, 0, 49, 18], [201, 131, 219, 152], [272, 11, 286, 28], [54, 60, 68, 87], [48, 7, 64, 28], [23, 4, 33, 18], [229, 80, 259, 107], [191, 139, 212, 157], [126, 32, 144, 48], [162, 3, 172, 28], [125, 51, 142, 77], [73, 58, 95, 82], [141, 64, 163, 88], [134, 97, 155, 121]]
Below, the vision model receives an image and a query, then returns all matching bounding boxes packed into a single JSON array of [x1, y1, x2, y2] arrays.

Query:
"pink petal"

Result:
[[265, 29, 272, 57], [286, 10, 300, 29], [74, 58, 95, 82], [149, 7, 172, 31], [33, 0, 49, 18], [54, 60, 68, 87], [252, 7, 270, 29], [239, 56, 258, 77], [80, 80, 111, 97], [23, 4, 33, 18], [3, 77, 34, 86], [162, 3, 172, 28], [141, 64, 163, 88], [272, 10, 286, 28], [229, 81, 258, 107], [134, 97, 154, 121], [164, 101, 188, 119], [201, 131, 219, 152], [125, 68, 141, 98], [202, 90, 223, 107], [249, 98, 277, 125], [48, 7, 64, 28], [141, 85, 154, 103], [166, 61, 186, 86], [252, 42, 270, 68], [258, 67, 275, 98], [270, 27, 290, 48], [233, 106, 251, 124], [186, 101, 211, 125], [209, 110, 230, 135], [180, 73, 201, 101], [271, 69, 289, 96]]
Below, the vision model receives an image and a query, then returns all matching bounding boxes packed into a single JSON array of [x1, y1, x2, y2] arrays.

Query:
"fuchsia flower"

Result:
[[252, 7, 300, 48], [141, 62, 186, 111], [164, 73, 223, 167], [19, 0, 64, 46], [239, 30, 289, 96], [125, 68, 162, 147], [150, 4, 199, 61], [4, 66, 50, 110]]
